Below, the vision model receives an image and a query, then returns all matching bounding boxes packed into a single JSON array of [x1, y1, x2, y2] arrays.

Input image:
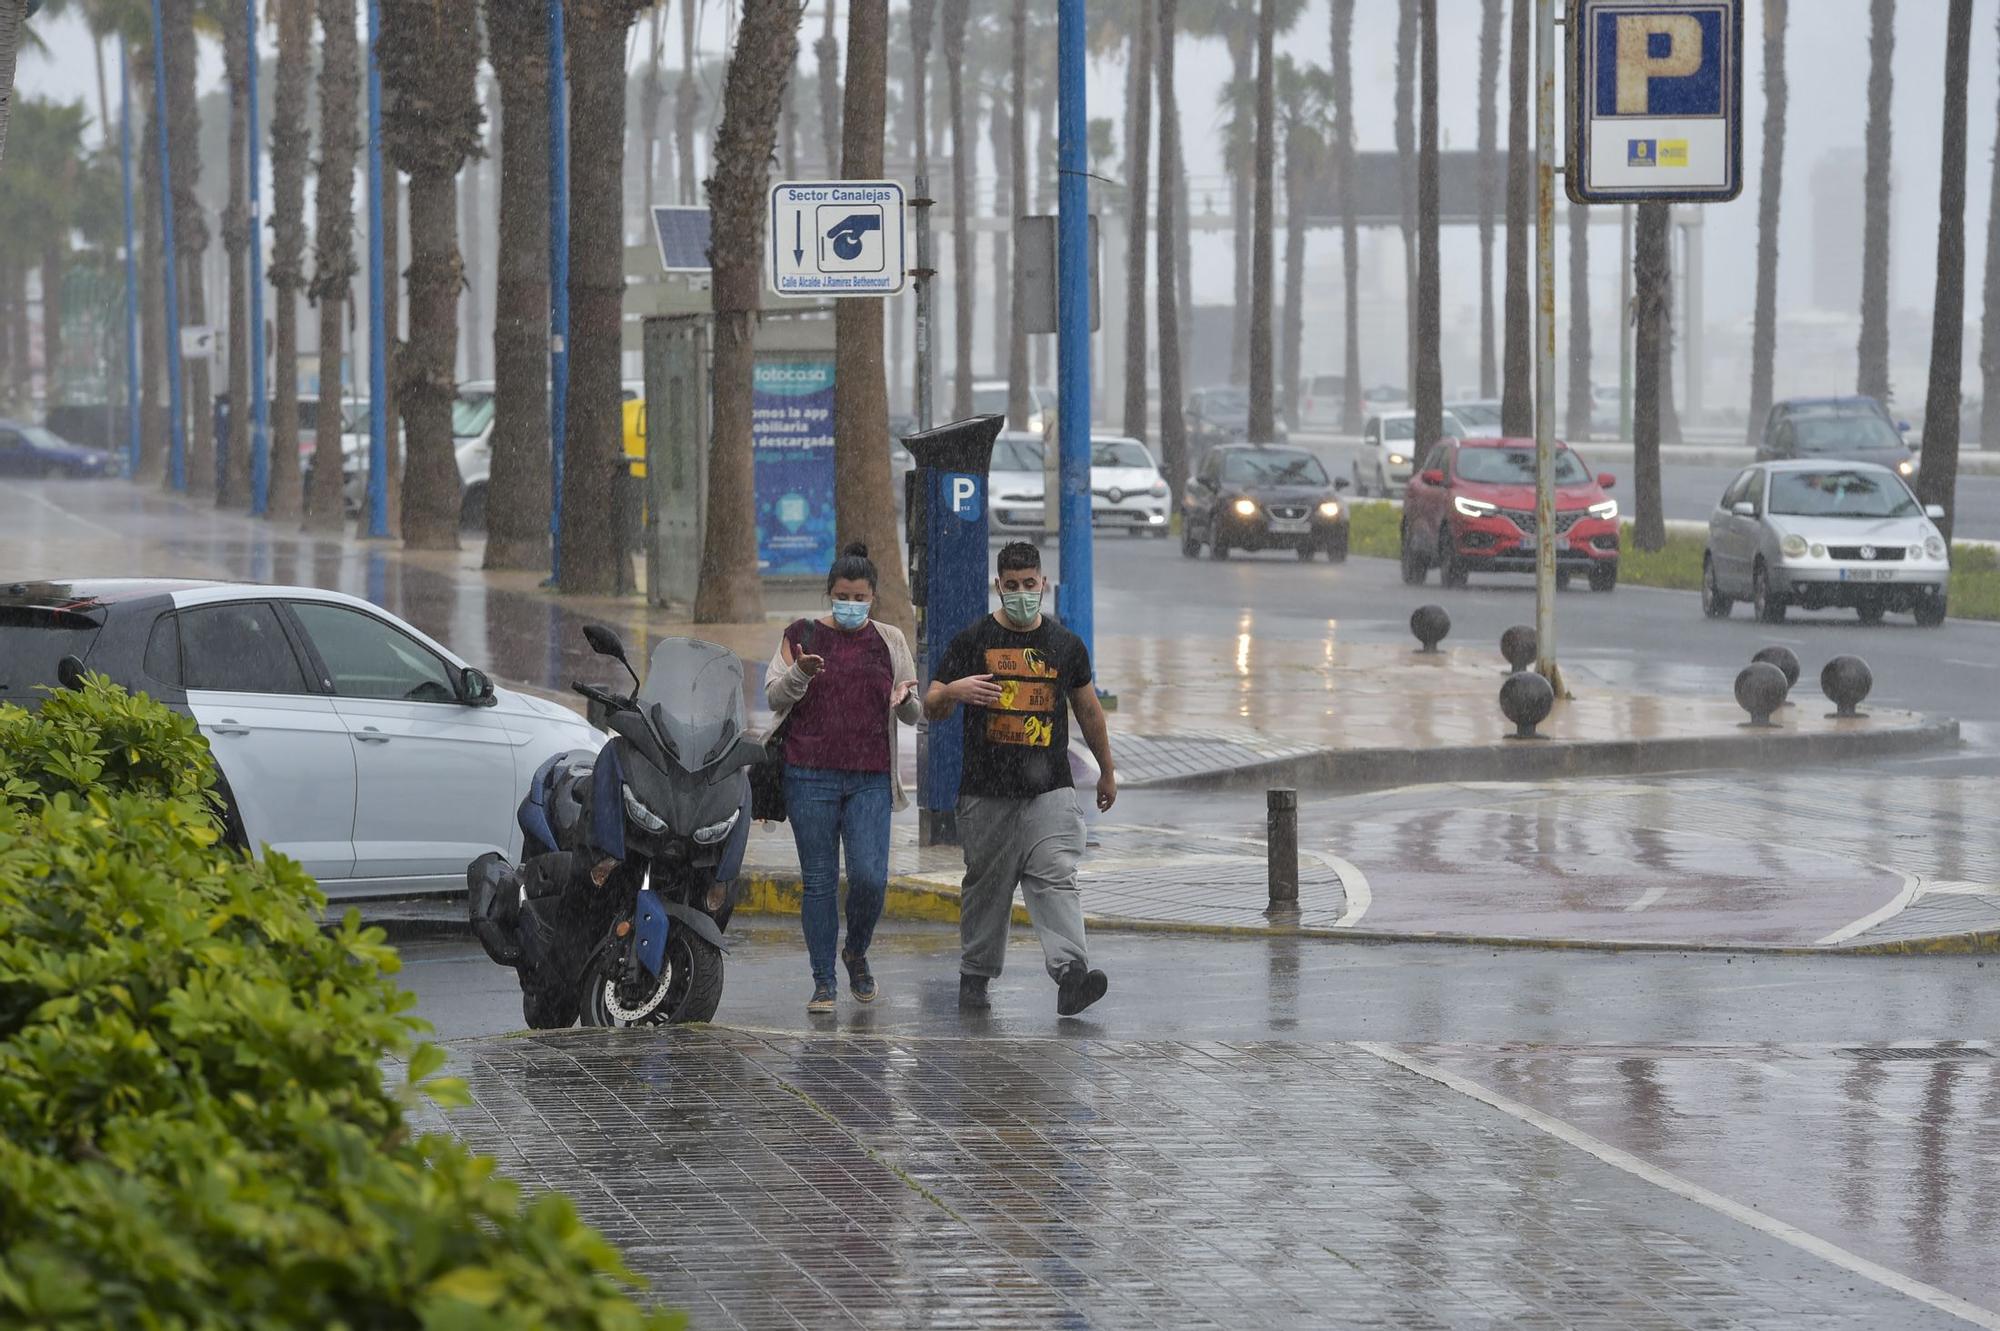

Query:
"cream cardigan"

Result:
[[762, 618, 923, 812]]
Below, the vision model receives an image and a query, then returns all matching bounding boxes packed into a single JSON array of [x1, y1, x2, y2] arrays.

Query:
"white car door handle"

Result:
[[356, 727, 391, 744], [211, 720, 251, 736]]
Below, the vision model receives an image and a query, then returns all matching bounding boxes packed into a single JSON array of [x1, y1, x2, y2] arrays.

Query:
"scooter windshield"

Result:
[[636, 637, 748, 772]]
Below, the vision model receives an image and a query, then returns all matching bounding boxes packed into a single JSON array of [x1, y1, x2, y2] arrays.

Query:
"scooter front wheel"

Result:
[[581, 930, 725, 1027]]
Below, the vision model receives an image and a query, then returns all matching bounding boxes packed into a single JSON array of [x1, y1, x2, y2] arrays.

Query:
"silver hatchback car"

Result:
[[1703, 461, 1951, 626]]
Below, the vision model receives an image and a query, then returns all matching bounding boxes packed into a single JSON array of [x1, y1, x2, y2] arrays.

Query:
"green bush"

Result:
[[0, 678, 678, 1330]]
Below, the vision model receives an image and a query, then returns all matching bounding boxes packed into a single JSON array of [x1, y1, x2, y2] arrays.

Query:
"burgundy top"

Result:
[[780, 618, 893, 773]]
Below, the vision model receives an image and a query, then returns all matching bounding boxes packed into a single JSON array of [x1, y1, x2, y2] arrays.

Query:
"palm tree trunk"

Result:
[[1857, 0, 1894, 403], [1918, 0, 1974, 538], [1278, 125, 1305, 434], [0, 0, 23, 166], [484, 0, 552, 570], [383, 167, 402, 534], [1477, 0, 1502, 399], [461, 129, 485, 382], [942, 0, 972, 421], [1122, 13, 1152, 441], [1035, 93, 1054, 388], [989, 88, 1009, 381], [1980, 3, 2000, 452], [40, 241, 63, 406], [675, 0, 700, 205], [695, 0, 797, 622], [1394, 0, 1417, 399], [1746, 0, 1787, 446], [306, 0, 358, 532], [1156, 0, 1186, 504], [1227, 27, 1251, 386], [266, 0, 309, 522], [398, 169, 461, 548], [814, 0, 838, 172], [1413, 0, 1442, 451], [1501, 0, 1530, 435], [138, 53, 167, 483], [165, 1, 212, 497], [909, 0, 933, 418], [641, 2, 665, 210], [1005, 0, 1029, 428], [1660, 227, 1683, 443], [1632, 203, 1668, 551], [1331, 0, 1360, 434], [1566, 202, 1592, 439], [1247, 0, 1277, 441], [560, 0, 645, 593], [833, 0, 910, 637], [221, 0, 252, 508]]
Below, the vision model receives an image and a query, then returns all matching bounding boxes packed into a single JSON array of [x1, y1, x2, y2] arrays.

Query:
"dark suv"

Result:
[[1756, 397, 1916, 479], [1180, 444, 1350, 562]]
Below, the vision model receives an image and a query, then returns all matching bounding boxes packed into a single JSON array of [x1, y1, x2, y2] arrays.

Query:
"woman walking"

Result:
[[765, 543, 922, 1013]]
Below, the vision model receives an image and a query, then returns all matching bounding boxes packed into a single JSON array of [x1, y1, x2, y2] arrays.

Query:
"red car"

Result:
[[1400, 437, 1622, 591]]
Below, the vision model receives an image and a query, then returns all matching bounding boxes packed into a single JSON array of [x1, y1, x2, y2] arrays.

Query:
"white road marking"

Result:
[[1353, 1041, 2000, 1330], [1816, 868, 1923, 947], [1622, 885, 1669, 913], [1325, 854, 1370, 929], [23, 488, 125, 539], [1945, 659, 2000, 671]]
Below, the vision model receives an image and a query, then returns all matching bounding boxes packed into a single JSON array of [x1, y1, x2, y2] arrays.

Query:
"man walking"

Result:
[[925, 541, 1117, 1017]]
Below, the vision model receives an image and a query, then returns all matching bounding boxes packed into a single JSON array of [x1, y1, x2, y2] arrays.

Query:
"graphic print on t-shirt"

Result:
[[984, 647, 1060, 747]]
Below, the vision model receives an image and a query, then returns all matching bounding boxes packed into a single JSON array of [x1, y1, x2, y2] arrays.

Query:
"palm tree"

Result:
[[1276, 56, 1330, 432], [908, 0, 932, 418], [987, 82, 1008, 380], [1246, 0, 1276, 440], [1413, 0, 1441, 451], [137, 41, 167, 481], [1632, 203, 1668, 550], [1394, 0, 1416, 398], [1005, 0, 1028, 428], [1501, 0, 1529, 435], [1566, 202, 1591, 439], [1745, 0, 1787, 447], [382, 0, 481, 550], [1156, 0, 1186, 503], [1330, 0, 1359, 434], [265, 0, 308, 522], [483, 0, 550, 570], [2, 98, 84, 405], [1857, 0, 1893, 402], [941, 0, 971, 420], [163, 0, 211, 496], [219, 0, 250, 508], [306, 0, 359, 532], [1917, 0, 1974, 539], [813, 0, 836, 171], [0, 0, 33, 166], [1476, 0, 1502, 399], [639, 2, 666, 207], [694, 0, 797, 622], [1121, 11, 1151, 440], [1981, 4, 2000, 452]]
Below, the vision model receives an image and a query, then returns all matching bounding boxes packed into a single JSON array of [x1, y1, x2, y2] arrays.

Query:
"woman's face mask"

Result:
[[830, 599, 872, 630]]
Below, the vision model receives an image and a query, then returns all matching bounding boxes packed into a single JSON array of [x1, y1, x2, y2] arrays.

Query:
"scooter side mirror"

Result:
[[582, 624, 629, 663]]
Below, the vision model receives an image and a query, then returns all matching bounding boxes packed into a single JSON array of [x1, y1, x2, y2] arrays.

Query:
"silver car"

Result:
[[1702, 460, 1950, 626]]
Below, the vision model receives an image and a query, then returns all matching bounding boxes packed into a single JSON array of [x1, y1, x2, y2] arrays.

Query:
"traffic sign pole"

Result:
[[1535, 0, 1561, 693], [1056, 0, 1093, 661]]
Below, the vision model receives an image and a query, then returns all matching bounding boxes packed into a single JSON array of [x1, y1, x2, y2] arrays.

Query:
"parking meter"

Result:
[[904, 413, 1004, 846]]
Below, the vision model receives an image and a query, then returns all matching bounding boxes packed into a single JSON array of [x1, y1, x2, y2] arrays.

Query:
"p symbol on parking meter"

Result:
[[1613, 14, 1704, 113], [948, 474, 982, 521]]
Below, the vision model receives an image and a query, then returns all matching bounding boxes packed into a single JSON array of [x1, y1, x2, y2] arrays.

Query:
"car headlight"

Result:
[[1927, 536, 1947, 559], [621, 783, 666, 833], [1454, 495, 1497, 517], [1898, 459, 1915, 476], [1318, 500, 1341, 518], [1588, 499, 1618, 520], [692, 809, 741, 845], [1388, 453, 1408, 466], [1908, 544, 1924, 560], [1150, 480, 1169, 498], [1232, 498, 1258, 517], [1781, 534, 1809, 559]]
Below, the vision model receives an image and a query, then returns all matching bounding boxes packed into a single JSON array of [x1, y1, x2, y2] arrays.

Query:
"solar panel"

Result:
[[652, 207, 712, 273]]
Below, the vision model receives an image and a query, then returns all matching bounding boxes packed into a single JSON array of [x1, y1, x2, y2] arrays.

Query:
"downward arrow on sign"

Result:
[[793, 211, 804, 266]]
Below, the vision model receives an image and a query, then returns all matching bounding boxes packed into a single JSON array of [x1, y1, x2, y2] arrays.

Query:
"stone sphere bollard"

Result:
[[1821, 655, 1874, 718], [1752, 645, 1802, 690], [1734, 661, 1789, 727], [1499, 670, 1555, 740], [1500, 625, 1538, 673], [1410, 604, 1451, 653]]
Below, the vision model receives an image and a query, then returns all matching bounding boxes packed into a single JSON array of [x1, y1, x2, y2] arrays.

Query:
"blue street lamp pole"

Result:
[[362, 0, 390, 537], [118, 38, 141, 477], [245, 0, 271, 514], [1055, 0, 1093, 658], [547, 0, 570, 585], [149, 0, 187, 491]]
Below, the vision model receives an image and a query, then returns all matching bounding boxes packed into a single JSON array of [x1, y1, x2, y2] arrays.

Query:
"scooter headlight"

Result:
[[621, 783, 667, 833], [693, 809, 742, 845]]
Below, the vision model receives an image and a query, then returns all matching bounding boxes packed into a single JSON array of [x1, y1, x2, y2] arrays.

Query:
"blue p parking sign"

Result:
[[1568, 0, 1743, 204]]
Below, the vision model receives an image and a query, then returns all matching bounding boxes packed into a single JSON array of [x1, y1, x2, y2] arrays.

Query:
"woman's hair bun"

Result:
[[842, 541, 870, 560]]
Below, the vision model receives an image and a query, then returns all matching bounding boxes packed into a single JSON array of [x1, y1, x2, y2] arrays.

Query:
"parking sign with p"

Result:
[[1568, 0, 1743, 204]]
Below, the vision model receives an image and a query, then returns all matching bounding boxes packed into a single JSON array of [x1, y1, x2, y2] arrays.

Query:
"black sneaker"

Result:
[[1055, 963, 1109, 1017], [842, 949, 878, 1003], [958, 973, 991, 1011], [806, 982, 836, 1014]]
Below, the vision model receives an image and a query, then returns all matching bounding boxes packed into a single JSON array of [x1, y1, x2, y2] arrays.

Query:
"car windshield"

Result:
[[1792, 414, 1903, 454], [453, 392, 495, 439], [1768, 469, 1920, 518], [637, 637, 748, 771], [1221, 451, 1330, 486], [17, 425, 67, 449], [1449, 403, 1502, 428], [1091, 439, 1154, 470], [992, 438, 1043, 472], [1200, 389, 1249, 414], [1455, 447, 1592, 486]]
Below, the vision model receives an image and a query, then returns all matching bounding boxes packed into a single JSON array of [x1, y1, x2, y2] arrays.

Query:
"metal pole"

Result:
[[1533, 0, 1560, 692], [362, 0, 389, 537], [1619, 203, 1633, 441], [246, 0, 270, 515], [914, 173, 933, 433], [547, 0, 571, 585], [118, 37, 141, 477], [1055, 0, 1093, 658], [149, 0, 187, 492]]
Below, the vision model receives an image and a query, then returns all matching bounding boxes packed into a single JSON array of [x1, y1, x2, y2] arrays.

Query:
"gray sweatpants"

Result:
[[957, 789, 1089, 981]]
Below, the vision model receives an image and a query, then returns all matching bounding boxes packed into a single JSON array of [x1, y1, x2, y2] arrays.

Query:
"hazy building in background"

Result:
[[1811, 148, 1879, 315]]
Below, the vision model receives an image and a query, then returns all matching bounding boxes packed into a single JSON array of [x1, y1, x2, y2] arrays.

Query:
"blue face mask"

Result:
[[830, 600, 871, 630]]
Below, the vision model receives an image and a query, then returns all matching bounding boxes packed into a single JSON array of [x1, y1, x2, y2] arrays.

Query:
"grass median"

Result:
[[1342, 501, 2000, 621]]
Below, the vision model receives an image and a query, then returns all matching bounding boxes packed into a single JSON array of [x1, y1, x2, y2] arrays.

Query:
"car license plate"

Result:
[[1839, 568, 1894, 581], [1270, 518, 1309, 534]]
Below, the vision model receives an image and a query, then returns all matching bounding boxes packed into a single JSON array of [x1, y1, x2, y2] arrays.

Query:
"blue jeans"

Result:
[[785, 766, 892, 987]]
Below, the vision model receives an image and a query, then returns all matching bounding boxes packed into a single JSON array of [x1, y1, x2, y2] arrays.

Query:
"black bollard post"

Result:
[[1267, 788, 1299, 911]]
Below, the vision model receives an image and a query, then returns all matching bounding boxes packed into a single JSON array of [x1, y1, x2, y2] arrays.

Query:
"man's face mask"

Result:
[[999, 588, 1042, 627]]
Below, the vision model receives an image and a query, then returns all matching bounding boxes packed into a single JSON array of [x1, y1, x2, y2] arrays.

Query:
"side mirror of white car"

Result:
[[1732, 501, 1756, 518], [1925, 503, 1946, 520]]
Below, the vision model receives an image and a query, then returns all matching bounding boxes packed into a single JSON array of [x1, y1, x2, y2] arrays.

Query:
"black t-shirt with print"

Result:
[[936, 614, 1093, 799]]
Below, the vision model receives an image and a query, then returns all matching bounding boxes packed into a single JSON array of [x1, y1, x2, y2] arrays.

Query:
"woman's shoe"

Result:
[[842, 949, 878, 1003]]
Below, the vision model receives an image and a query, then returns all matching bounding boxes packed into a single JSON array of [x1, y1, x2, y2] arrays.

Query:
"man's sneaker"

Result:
[[842, 950, 878, 1003], [1055, 963, 1109, 1017], [806, 982, 837, 1014], [958, 974, 991, 1011]]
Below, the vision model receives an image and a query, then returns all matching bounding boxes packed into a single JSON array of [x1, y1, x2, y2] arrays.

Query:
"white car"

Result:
[[953, 379, 1054, 435], [1087, 435, 1171, 535], [0, 578, 601, 899], [455, 378, 643, 530], [1298, 374, 1348, 430], [987, 431, 1050, 534], [1358, 408, 1466, 495]]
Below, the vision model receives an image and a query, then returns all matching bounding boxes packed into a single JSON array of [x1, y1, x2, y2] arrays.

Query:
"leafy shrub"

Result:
[[0, 678, 678, 1330]]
